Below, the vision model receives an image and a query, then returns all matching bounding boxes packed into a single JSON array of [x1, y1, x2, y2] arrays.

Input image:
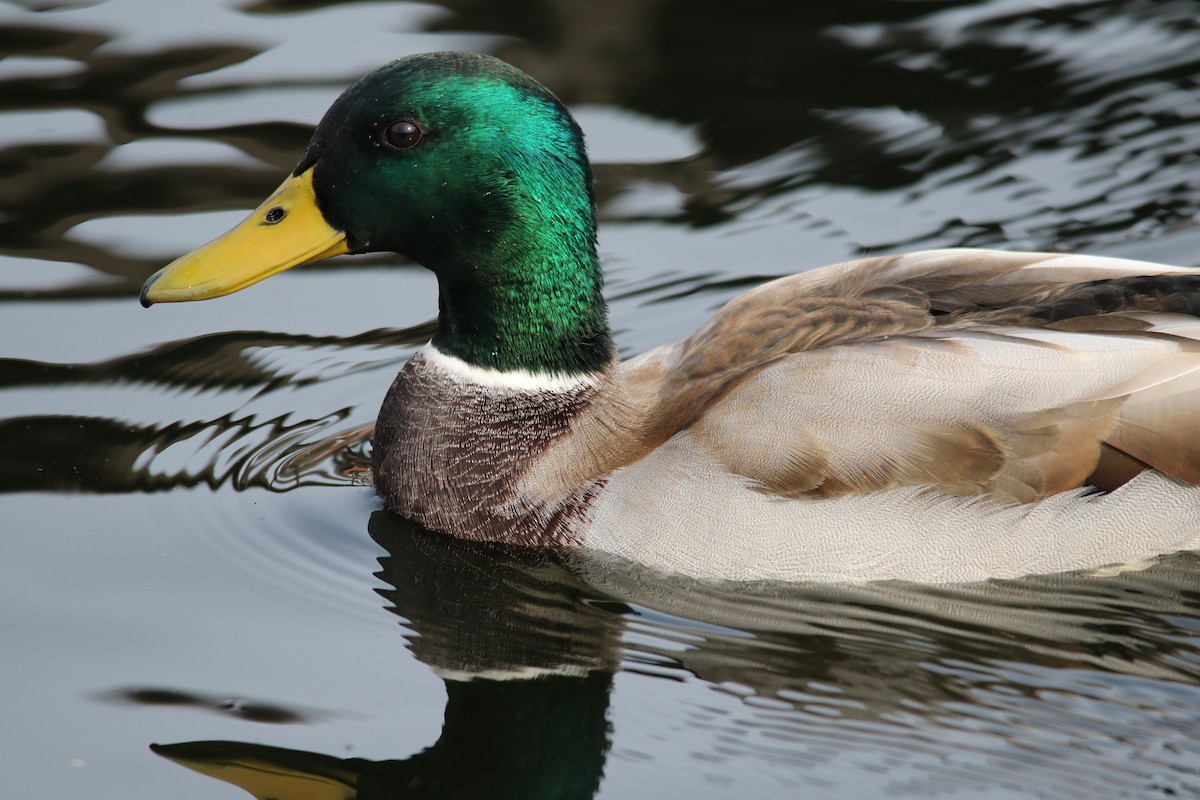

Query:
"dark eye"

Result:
[[383, 120, 423, 150]]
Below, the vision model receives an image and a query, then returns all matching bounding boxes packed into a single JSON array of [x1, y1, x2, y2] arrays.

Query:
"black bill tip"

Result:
[[139, 273, 158, 308]]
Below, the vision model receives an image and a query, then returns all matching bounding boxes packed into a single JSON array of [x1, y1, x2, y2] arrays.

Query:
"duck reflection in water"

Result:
[[152, 512, 1200, 798], [153, 511, 622, 799]]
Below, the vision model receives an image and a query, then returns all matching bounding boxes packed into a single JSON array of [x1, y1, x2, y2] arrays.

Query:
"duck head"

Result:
[[142, 52, 611, 374]]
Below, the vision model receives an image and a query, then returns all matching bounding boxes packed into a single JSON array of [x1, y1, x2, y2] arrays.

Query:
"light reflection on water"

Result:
[[3, 0, 1200, 798]]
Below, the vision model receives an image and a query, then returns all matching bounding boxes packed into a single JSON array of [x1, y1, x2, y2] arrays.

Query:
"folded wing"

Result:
[[634, 249, 1200, 500]]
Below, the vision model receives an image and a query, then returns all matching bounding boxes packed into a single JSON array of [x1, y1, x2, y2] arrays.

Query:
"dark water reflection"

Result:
[[4, 0, 1200, 798], [149, 514, 1200, 798], [155, 514, 617, 800]]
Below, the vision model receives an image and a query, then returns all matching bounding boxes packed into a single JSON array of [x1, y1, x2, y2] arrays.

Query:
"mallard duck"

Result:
[[141, 52, 1200, 583]]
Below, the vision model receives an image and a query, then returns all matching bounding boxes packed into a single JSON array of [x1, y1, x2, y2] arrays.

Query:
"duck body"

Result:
[[142, 53, 1200, 583], [375, 250, 1200, 583]]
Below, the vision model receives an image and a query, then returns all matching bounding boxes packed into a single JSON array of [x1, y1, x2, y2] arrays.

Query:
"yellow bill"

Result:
[[151, 742, 358, 800], [140, 166, 349, 306]]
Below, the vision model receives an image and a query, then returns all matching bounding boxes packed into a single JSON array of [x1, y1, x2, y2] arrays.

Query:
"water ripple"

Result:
[[580, 553, 1200, 796], [5, 3, 1200, 799], [0, 325, 431, 496]]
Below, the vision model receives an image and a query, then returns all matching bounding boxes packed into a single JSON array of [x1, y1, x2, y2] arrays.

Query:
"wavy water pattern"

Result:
[[582, 554, 1200, 797], [4, 2, 1200, 800], [0, 324, 431, 495]]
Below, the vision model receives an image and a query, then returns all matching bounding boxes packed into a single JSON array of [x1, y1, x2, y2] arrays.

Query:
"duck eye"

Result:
[[383, 120, 424, 150], [263, 206, 286, 224]]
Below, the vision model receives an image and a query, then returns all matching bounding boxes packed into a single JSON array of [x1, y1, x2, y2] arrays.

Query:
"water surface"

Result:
[[4, 1, 1200, 798]]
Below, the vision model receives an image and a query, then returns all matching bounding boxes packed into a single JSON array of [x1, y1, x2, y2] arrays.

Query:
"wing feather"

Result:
[[642, 249, 1200, 499]]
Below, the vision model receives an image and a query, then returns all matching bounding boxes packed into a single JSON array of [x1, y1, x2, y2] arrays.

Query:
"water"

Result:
[[3, 0, 1200, 797]]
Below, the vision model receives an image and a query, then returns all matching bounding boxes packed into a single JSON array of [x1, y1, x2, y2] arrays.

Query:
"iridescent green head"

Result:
[[142, 52, 612, 375]]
